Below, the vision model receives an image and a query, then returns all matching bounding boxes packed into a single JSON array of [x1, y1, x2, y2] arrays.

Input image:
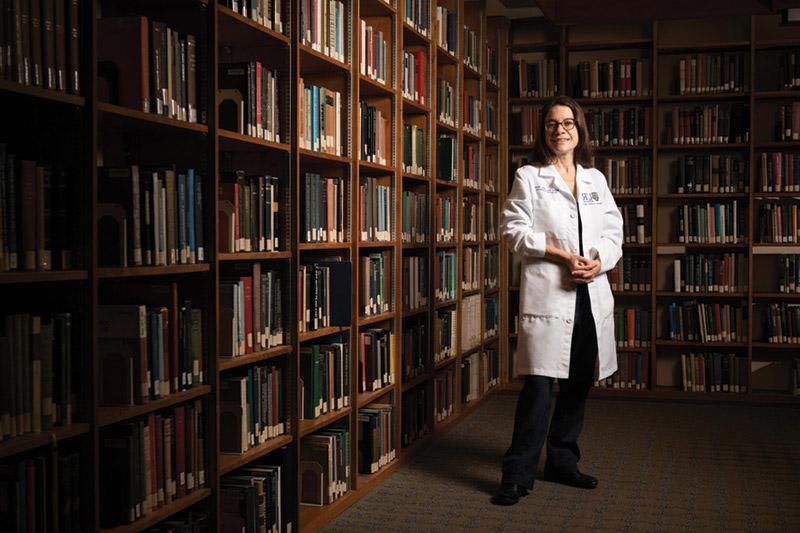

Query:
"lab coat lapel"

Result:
[[538, 164, 572, 199]]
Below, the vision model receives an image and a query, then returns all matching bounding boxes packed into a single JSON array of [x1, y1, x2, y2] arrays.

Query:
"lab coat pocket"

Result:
[[531, 198, 567, 241]]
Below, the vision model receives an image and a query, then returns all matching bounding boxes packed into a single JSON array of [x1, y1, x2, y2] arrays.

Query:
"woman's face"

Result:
[[544, 105, 579, 157]]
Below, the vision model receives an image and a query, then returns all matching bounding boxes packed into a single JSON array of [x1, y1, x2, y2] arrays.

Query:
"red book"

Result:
[[626, 308, 636, 346], [414, 50, 426, 104], [174, 405, 186, 498]]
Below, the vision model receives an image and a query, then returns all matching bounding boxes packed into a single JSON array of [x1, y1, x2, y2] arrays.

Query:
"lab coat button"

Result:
[[566, 318, 573, 324]]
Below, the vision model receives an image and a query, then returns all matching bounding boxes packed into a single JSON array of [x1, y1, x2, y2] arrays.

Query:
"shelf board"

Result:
[[483, 335, 499, 345], [298, 147, 351, 165], [656, 291, 746, 299], [0, 270, 88, 284], [655, 340, 747, 348], [403, 171, 430, 182], [360, 0, 396, 17], [100, 488, 211, 533], [217, 4, 291, 46], [436, 46, 458, 64], [299, 44, 350, 73], [593, 144, 651, 152], [462, 288, 480, 298], [219, 435, 293, 475], [98, 385, 212, 428], [435, 298, 457, 309], [357, 240, 395, 248], [298, 242, 351, 251], [657, 92, 748, 103], [97, 102, 209, 133], [657, 143, 747, 151], [510, 41, 560, 52], [484, 286, 499, 295], [299, 325, 351, 343], [358, 311, 396, 327], [402, 372, 430, 392], [755, 141, 800, 149], [485, 189, 499, 196], [299, 489, 358, 533], [657, 41, 750, 53], [658, 193, 748, 200], [402, 21, 431, 46], [217, 345, 293, 372], [616, 346, 652, 353], [0, 79, 85, 106], [299, 408, 350, 437], [485, 134, 500, 145], [463, 129, 481, 142], [435, 178, 457, 188], [756, 39, 800, 50], [657, 242, 747, 250], [402, 306, 429, 318], [566, 38, 653, 51], [218, 129, 291, 153], [358, 384, 396, 407], [463, 185, 481, 194], [751, 342, 800, 350], [97, 264, 210, 278], [358, 159, 396, 174], [217, 251, 291, 261], [402, 97, 431, 115], [463, 63, 481, 79], [753, 244, 800, 254], [752, 292, 800, 300], [754, 90, 800, 100], [436, 120, 458, 134], [359, 74, 395, 97], [401, 242, 429, 249], [614, 193, 652, 200], [434, 355, 457, 370], [622, 243, 652, 249], [753, 192, 800, 199], [0, 423, 90, 460], [509, 144, 535, 151], [357, 457, 400, 486], [434, 242, 457, 248], [576, 96, 651, 105], [509, 96, 556, 105], [486, 78, 500, 92], [613, 290, 650, 297]]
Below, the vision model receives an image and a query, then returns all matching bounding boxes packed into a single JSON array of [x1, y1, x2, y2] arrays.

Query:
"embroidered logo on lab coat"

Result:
[[581, 192, 601, 205], [535, 185, 559, 194]]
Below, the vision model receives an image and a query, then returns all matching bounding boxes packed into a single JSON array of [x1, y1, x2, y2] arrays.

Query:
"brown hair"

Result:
[[530, 96, 594, 168]]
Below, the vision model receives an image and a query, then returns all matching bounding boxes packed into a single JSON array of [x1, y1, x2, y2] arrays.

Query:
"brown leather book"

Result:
[[98, 16, 150, 112]]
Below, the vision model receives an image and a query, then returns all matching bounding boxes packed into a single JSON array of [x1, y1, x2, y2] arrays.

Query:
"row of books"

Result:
[[302, 173, 346, 244], [219, 266, 284, 358], [402, 386, 429, 447], [434, 366, 456, 423], [609, 255, 651, 292], [0, 313, 74, 442], [485, 297, 499, 339], [219, 364, 287, 453], [594, 352, 648, 390], [220, 463, 286, 533], [574, 58, 652, 98], [586, 107, 650, 147], [402, 50, 427, 106], [665, 301, 746, 343], [218, 172, 282, 254], [461, 294, 481, 351], [759, 152, 800, 192], [464, 145, 480, 189], [435, 6, 457, 55], [0, 150, 75, 272], [359, 176, 391, 242], [300, 0, 346, 63], [681, 352, 747, 393], [485, 201, 497, 240], [403, 123, 427, 176], [219, 61, 281, 142], [756, 202, 798, 244], [98, 165, 206, 267], [222, 0, 285, 33], [0, 449, 82, 533], [462, 196, 478, 242], [487, 48, 499, 85], [779, 103, 800, 142], [594, 155, 652, 195], [435, 250, 456, 303], [484, 246, 499, 289], [98, 17, 199, 123], [401, 189, 428, 243], [360, 251, 391, 317], [510, 58, 559, 98], [403, 255, 428, 311], [358, 403, 396, 474], [461, 352, 480, 403], [779, 255, 800, 294], [676, 201, 744, 244], [405, 0, 430, 37], [299, 425, 350, 505], [299, 261, 351, 333], [486, 100, 498, 139], [360, 20, 389, 85], [402, 316, 428, 380], [434, 309, 457, 363], [358, 329, 395, 393], [675, 154, 748, 194], [300, 336, 350, 420], [360, 100, 390, 167], [463, 93, 481, 136], [615, 307, 652, 348], [463, 25, 480, 72], [435, 190, 455, 243], [462, 246, 480, 290], [764, 303, 800, 344], [98, 298, 205, 407], [672, 253, 747, 293], [675, 53, 746, 95], [436, 135, 457, 181], [1, 0, 80, 94], [509, 104, 540, 146], [620, 204, 650, 244], [483, 348, 500, 390], [299, 80, 344, 156], [437, 79, 456, 126], [778, 50, 800, 90], [668, 104, 749, 144], [99, 400, 207, 527]]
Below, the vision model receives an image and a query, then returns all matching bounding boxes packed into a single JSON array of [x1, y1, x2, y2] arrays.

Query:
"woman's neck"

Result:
[[552, 153, 575, 174]]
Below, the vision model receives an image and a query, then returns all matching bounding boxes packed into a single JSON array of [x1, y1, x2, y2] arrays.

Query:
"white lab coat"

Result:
[[501, 163, 624, 380]]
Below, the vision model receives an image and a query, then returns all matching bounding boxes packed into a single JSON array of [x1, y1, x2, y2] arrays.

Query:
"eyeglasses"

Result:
[[544, 119, 576, 131]]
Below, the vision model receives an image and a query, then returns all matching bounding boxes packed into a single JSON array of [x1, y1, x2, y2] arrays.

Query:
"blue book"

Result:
[[194, 172, 204, 261], [312, 85, 319, 151], [187, 169, 196, 263], [178, 173, 187, 264]]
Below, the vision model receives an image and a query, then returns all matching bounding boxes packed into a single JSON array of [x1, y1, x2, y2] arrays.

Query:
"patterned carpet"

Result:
[[322, 392, 800, 532]]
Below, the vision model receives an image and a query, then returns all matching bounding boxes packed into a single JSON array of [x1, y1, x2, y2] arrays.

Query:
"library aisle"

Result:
[[322, 392, 800, 532]]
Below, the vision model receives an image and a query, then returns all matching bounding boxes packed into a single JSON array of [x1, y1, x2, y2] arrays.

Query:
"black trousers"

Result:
[[501, 284, 598, 489]]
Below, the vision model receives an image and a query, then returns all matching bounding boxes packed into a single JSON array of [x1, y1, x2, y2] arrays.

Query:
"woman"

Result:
[[493, 96, 623, 506]]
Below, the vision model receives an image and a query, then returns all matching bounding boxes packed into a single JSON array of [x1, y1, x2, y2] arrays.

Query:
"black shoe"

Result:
[[543, 467, 598, 489], [491, 482, 531, 506]]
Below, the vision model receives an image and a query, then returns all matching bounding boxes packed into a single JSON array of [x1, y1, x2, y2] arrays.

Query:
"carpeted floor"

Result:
[[321, 392, 800, 532]]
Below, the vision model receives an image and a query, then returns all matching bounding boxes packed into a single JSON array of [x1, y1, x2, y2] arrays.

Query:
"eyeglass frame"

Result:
[[544, 118, 577, 131]]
